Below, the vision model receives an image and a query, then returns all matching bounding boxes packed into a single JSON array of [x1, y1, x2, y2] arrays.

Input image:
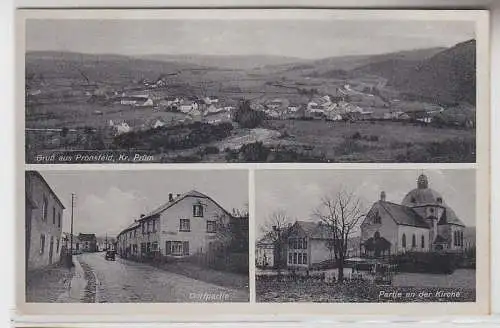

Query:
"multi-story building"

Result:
[[117, 190, 239, 261], [25, 171, 65, 271]]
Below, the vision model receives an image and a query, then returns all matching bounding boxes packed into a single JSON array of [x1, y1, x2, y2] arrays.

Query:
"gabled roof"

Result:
[[376, 201, 429, 228], [292, 220, 334, 239], [142, 190, 228, 220]]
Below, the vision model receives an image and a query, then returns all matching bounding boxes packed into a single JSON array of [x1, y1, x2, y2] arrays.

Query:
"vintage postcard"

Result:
[[17, 8, 490, 319], [18, 9, 487, 164]]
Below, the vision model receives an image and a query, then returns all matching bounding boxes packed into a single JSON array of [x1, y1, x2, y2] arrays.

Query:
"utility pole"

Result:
[[69, 193, 75, 267]]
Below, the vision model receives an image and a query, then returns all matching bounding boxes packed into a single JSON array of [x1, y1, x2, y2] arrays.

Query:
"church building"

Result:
[[360, 174, 466, 257]]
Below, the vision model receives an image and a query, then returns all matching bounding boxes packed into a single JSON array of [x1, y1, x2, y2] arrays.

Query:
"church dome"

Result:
[[401, 174, 444, 207]]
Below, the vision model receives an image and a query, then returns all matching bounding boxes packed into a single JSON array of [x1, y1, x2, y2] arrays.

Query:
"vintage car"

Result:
[[105, 250, 116, 261]]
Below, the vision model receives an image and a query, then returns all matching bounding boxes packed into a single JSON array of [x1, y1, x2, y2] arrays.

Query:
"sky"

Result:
[[25, 19, 475, 59], [255, 169, 476, 239], [39, 170, 248, 237]]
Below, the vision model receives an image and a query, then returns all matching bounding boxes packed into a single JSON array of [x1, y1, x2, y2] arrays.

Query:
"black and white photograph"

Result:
[[25, 169, 249, 303], [255, 169, 477, 303], [23, 12, 478, 164]]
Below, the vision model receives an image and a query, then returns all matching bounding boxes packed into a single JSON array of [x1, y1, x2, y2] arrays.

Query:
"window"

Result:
[[402, 233, 406, 248], [140, 242, 146, 254], [454, 231, 458, 246], [42, 196, 48, 221], [303, 253, 307, 264], [134, 230, 137, 238], [293, 253, 298, 264], [56, 238, 60, 253], [39, 234, 45, 254], [166, 241, 190, 256], [141, 222, 146, 234], [421, 235, 425, 249], [152, 219, 157, 233], [298, 253, 302, 264], [412, 234, 416, 248], [146, 242, 151, 253], [206, 220, 216, 233], [430, 208, 435, 214], [193, 204, 204, 217], [179, 219, 190, 232], [411, 197, 416, 203], [374, 214, 381, 224], [460, 231, 464, 247], [303, 238, 307, 249], [57, 212, 61, 228], [374, 231, 380, 239], [288, 253, 293, 264], [52, 207, 56, 224], [152, 242, 158, 251]]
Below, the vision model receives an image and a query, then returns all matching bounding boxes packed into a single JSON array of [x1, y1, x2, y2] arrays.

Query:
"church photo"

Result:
[[255, 169, 476, 303]]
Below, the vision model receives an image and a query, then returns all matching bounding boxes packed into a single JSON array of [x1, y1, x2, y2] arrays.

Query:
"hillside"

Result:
[[350, 40, 476, 105], [137, 54, 304, 70]]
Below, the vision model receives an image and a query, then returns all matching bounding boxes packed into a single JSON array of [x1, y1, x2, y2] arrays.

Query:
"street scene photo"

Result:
[[25, 170, 249, 303], [255, 169, 476, 303], [25, 16, 476, 163]]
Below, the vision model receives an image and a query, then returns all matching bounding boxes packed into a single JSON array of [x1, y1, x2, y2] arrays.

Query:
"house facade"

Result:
[[25, 171, 65, 271], [286, 221, 334, 269], [78, 233, 98, 252], [117, 190, 235, 260], [360, 174, 466, 257]]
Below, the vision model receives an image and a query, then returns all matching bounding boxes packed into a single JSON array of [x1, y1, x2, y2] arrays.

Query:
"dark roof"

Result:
[[402, 187, 444, 207], [25, 171, 65, 209], [438, 207, 466, 227], [292, 220, 334, 239], [377, 201, 429, 228]]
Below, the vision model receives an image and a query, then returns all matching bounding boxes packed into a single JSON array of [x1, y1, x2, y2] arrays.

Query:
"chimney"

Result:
[[380, 191, 386, 202], [169, 193, 173, 202]]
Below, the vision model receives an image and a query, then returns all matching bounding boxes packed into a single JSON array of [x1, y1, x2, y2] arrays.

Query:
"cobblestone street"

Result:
[[29, 252, 248, 303]]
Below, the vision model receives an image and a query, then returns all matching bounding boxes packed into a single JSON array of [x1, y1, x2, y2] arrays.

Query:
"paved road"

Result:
[[76, 252, 248, 303]]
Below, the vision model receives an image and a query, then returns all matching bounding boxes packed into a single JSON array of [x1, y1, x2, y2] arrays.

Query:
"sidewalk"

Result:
[[25, 256, 87, 303]]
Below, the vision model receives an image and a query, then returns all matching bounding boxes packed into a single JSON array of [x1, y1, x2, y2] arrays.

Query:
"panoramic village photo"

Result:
[[25, 170, 249, 303], [25, 17, 476, 163], [255, 169, 476, 303]]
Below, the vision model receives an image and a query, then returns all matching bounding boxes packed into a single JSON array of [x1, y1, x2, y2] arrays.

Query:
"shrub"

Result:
[[233, 100, 265, 128], [239, 141, 269, 162], [351, 131, 362, 140]]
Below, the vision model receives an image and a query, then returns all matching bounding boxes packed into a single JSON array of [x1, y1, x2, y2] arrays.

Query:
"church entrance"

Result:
[[362, 232, 391, 258]]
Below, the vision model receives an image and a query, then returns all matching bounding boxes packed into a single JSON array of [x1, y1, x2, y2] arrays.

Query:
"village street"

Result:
[[77, 252, 249, 303], [26, 252, 249, 303]]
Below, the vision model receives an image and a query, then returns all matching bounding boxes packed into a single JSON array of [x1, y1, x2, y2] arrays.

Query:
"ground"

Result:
[[26, 252, 249, 303], [256, 269, 476, 303]]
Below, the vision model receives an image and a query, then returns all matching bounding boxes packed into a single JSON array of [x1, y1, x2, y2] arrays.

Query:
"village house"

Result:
[[116, 190, 239, 262], [360, 174, 466, 258], [25, 171, 65, 271], [109, 120, 131, 135], [78, 233, 98, 252], [204, 96, 219, 105], [120, 95, 154, 107]]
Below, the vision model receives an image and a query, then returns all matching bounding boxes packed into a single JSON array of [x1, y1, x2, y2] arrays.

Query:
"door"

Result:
[[49, 236, 54, 264]]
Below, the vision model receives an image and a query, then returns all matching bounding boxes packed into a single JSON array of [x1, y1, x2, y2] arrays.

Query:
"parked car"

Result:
[[105, 250, 116, 261]]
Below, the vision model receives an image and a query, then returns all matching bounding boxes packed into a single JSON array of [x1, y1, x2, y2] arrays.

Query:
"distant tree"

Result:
[[260, 210, 293, 270], [233, 99, 264, 128], [313, 189, 365, 283]]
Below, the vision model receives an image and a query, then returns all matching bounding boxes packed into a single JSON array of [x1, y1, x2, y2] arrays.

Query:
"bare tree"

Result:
[[313, 189, 365, 282], [260, 210, 292, 270]]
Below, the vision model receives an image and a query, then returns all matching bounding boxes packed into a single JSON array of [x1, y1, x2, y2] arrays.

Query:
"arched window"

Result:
[[453, 231, 457, 246], [402, 234, 406, 248], [421, 235, 425, 249], [412, 234, 416, 248], [460, 231, 464, 247]]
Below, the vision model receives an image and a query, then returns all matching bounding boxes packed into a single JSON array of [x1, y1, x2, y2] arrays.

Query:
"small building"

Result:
[[25, 171, 65, 271], [121, 95, 154, 107], [109, 120, 131, 135], [255, 233, 276, 268]]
